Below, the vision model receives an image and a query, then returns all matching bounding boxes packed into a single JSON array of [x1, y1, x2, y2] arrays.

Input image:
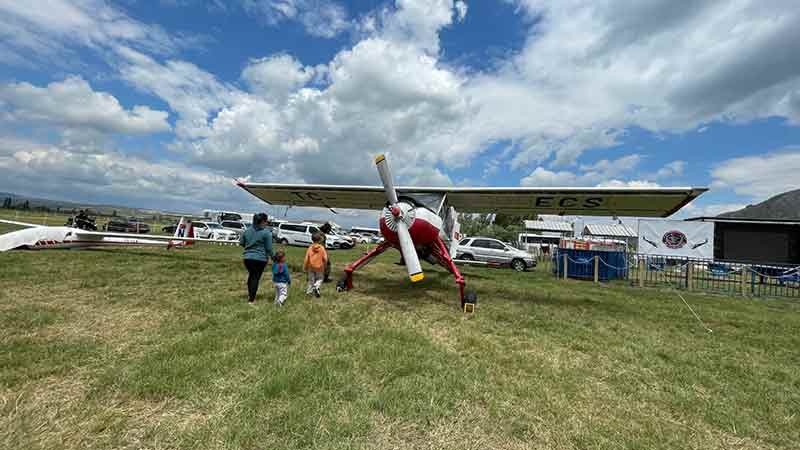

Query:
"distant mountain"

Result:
[[0, 192, 192, 218], [718, 189, 800, 220]]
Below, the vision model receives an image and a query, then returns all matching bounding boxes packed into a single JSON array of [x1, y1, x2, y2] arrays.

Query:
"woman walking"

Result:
[[239, 213, 273, 303]]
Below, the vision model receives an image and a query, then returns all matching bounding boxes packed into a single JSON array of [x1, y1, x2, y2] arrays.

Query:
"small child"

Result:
[[272, 250, 291, 306], [303, 232, 328, 297]]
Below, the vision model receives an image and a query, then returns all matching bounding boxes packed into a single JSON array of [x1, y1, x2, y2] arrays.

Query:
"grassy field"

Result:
[[1, 217, 800, 449]]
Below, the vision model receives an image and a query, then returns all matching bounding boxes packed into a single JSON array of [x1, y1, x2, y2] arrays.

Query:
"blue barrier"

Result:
[[553, 248, 628, 281]]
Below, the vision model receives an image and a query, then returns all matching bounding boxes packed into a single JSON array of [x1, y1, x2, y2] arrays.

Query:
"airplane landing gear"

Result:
[[463, 289, 477, 313], [338, 241, 393, 293]]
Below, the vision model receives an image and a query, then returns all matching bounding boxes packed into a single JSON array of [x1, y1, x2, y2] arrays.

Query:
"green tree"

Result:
[[458, 213, 492, 237]]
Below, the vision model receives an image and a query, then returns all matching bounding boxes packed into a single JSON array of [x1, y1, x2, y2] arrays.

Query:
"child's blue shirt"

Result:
[[272, 262, 291, 284]]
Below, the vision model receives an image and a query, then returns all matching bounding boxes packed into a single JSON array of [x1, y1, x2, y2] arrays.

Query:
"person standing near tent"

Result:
[[240, 213, 273, 303]]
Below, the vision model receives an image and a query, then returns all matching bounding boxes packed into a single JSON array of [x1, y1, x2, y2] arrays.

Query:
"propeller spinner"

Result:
[[375, 154, 424, 282]]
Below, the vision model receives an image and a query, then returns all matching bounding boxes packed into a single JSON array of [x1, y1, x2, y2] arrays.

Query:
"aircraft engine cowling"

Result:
[[379, 203, 442, 246]]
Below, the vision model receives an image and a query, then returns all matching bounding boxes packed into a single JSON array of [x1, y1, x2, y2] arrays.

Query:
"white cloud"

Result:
[[598, 179, 661, 188], [519, 167, 578, 186], [520, 155, 683, 188], [711, 149, 800, 200], [117, 30, 473, 185], [113, 46, 237, 140], [579, 154, 642, 179], [385, 0, 462, 53], [467, 0, 800, 167], [242, 54, 318, 102], [520, 167, 662, 188], [0, 0, 199, 65], [240, 0, 350, 38], [655, 160, 686, 179], [672, 200, 748, 219], [0, 77, 170, 135], [454, 1, 468, 22], [0, 137, 242, 212]]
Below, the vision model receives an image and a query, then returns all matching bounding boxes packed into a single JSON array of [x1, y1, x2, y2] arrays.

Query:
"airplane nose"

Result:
[[391, 206, 401, 217]]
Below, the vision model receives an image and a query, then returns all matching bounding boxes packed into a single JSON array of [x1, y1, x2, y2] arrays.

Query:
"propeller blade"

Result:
[[396, 219, 423, 282], [375, 154, 399, 205]]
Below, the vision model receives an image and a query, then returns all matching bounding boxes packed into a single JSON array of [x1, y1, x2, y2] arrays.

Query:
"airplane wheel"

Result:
[[464, 290, 477, 303], [463, 290, 477, 311], [336, 280, 348, 292]]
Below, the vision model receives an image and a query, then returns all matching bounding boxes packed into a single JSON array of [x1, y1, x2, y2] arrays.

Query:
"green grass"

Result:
[[1, 219, 799, 449]]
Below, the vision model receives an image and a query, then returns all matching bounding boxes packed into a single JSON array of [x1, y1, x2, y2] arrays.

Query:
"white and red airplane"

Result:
[[0, 217, 233, 252], [237, 154, 707, 308]]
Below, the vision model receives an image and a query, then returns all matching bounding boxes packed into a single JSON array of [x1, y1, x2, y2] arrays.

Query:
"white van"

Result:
[[517, 233, 562, 256], [276, 222, 353, 249]]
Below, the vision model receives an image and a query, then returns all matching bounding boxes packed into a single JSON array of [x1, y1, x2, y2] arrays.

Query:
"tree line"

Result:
[[458, 213, 535, 244]]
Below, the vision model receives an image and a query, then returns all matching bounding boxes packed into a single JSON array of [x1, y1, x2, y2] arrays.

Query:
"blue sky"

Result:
[[1, 0, 799, 226]]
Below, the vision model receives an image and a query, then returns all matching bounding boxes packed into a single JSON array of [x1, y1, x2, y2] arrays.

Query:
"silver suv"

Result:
[[455, 237, 536, 271]]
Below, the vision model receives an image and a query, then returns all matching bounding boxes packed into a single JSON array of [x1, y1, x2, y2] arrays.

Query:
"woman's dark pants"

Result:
[[243, 259, 267, 302]]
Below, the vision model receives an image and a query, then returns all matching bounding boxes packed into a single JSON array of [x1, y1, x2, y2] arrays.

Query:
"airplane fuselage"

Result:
[[0, 226, 179, 251]]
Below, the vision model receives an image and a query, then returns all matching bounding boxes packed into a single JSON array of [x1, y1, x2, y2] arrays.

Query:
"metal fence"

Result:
[[552, 251, 800, 299]]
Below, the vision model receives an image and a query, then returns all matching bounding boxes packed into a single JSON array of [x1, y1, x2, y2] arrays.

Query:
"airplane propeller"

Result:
[[375, 154, 424, 282]]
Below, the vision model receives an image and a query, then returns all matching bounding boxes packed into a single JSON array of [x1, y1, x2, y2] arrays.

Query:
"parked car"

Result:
[[455, 237, 536, 271], [350, 232, 383, 244], [65, 214, 97, 231], [220, 220, 246, 237], [192, 221, 239, 241], [266, 219, 285, 241], [104, 218, 150, 234], [277, 222, 354, 249], [350, 232, 370, 244], [327, 231, 355, 249], [162, 224, 178, 234]]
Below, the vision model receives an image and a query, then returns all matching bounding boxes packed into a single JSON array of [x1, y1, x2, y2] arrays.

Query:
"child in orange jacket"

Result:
[[303, 232, 328, 297]]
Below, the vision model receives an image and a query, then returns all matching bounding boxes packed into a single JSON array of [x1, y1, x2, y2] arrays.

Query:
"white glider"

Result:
[[0, 218, 236, 252]]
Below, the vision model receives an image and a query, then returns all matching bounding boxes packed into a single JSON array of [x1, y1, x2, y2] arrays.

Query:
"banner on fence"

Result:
[[637, 219, 714, 259]]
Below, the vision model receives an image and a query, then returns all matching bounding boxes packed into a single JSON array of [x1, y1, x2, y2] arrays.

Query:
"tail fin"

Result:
[[443, 206, 461, 256], [168, 217, 193, 249], [185, 220, 195, 244]]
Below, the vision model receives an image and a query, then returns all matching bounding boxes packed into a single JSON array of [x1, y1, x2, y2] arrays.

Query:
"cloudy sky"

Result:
[[1, 0, 799, 226]]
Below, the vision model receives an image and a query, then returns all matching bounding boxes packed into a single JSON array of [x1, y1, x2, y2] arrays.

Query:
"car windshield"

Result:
[[206, 223, 223, 229]]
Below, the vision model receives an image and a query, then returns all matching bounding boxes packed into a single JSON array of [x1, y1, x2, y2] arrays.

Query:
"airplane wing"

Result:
[[0, 219, 45, 228], [237, 182, 707, 217], [72, 230, 238, 244], [0, 220, 238, 244]]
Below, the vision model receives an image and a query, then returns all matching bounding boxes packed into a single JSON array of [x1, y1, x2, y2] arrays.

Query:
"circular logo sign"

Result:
[[662, 230, 687, 249]]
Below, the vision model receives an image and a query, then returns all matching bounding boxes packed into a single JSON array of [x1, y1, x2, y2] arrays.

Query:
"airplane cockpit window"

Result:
[[398, 192, 446, 214]]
